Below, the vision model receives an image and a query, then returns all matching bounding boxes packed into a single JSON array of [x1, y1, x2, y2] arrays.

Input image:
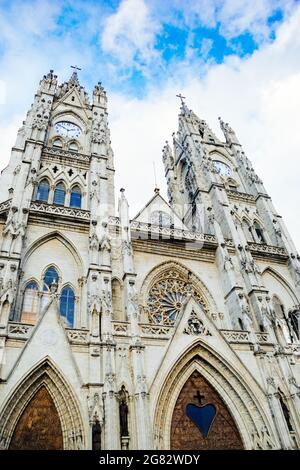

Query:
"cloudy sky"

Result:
[[0, 0, 300, 249]]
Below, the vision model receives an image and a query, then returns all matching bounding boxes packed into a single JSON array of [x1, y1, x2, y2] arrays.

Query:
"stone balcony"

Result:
[[42, 146, 90, 164], [247, 241, 289, 261], [30, 201, 90, 223]]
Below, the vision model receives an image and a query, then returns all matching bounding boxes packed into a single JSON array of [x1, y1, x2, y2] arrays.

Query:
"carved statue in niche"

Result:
[[89, 220, 99, 265], [278, 393, 293, 432], [99, 222, 111, 267], [101, 288, 112, 315], [92, 420, 101, 450], [118, 385, 129, 437], [127, 282, 138, 318]]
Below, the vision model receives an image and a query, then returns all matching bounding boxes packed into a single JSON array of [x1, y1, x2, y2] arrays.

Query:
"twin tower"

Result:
[[0, 69, 299, 450]]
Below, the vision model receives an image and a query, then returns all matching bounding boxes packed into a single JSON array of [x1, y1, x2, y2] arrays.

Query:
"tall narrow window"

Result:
[[41, 266, 59, 312], [60, 286, 75, 328], [254, 222, 266, 243], [43, 266, 59, 291], [289, 310, 300, 340], [70, 185, 82, 209], [36, 179, 49, 202], [53, 182, 66, 206], [21, 281, 39, 324]]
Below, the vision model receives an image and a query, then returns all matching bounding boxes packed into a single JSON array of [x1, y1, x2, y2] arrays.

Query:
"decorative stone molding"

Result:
[[112, 322, 129, 335], [0, 199, 12, 215], [8, 322, 34, 339], [108, 216, 120, 226], [248, 242, 288, 260], [66, 328, 89, 344], [42, 146, 90, 163], [140, 324, 172, 337], [183, 309, 211, 336], [221, 329, 270, 344], [221, 330, 250, 343], [256, 332, 270, 343], [30, 201, 90, 221], [227, 189, 256, 203]]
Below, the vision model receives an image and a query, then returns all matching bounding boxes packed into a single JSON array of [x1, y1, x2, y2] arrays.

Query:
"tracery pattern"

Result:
[[146, 270, 207, 325]]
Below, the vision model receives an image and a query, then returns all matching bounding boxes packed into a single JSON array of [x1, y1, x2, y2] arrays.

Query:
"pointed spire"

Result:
[[38, 69, 58, 94], [69, 65, 81, 86], [176, 93, 190, 115], [93, 81, 107, 107]]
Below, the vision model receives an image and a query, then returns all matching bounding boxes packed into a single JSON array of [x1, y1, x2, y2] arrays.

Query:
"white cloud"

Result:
[[163, 0, 296, 42], [101, 0, 161, 67], [0, 0, 299, 252], [109, 5, 300, 250]]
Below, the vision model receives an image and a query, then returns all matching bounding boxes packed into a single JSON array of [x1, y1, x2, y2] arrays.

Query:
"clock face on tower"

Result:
[[55, 121, 82, 138], [213, 160, 231, 177]]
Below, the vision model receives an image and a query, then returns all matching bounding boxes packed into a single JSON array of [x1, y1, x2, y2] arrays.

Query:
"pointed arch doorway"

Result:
[[171, 370, 243, 449], [0, 359, 85, 450], [9, 386, 63, 450]]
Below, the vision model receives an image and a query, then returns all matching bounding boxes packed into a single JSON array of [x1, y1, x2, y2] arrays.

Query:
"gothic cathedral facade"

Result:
[[0, 70, 299, 450]]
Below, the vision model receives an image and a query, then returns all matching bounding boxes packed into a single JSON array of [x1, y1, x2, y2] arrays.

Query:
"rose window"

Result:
[[146, 270, 206, 325]]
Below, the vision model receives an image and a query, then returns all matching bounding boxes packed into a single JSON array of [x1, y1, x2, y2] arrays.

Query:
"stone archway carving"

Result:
[[0, 358, 85, 450], [154, 342, 278, 450]]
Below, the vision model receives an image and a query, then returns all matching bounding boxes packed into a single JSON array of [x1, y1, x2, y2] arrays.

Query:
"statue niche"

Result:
[[118, 385, 129, 438]]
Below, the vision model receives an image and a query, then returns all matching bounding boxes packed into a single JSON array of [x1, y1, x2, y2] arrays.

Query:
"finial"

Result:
[[176, 93, 186, 106], [154, 188, 160, 194], [71, 65, 81, 72], [120, 188, 125, 193]]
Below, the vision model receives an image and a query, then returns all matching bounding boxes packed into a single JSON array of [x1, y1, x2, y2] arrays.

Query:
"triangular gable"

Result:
[[53, 86, 89, 119], [132, 192, 187, 230], [148, 295, 264, 392], [6, 297, 83, 389]]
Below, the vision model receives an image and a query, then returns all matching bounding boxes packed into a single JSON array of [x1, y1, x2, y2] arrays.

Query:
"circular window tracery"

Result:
[[146, 270, 207, 325]]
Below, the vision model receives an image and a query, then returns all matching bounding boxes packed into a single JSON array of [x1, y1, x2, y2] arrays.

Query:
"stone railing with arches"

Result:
[[221, 329, 271, 344], [247, 242, 288, 259], [226, 189, 256, 203], [8, 322, 34, 339], [130, 220, 217, 244], [30, 201, 90, 221], [0, 199, 12, 215], [42, 146, 90, 163]]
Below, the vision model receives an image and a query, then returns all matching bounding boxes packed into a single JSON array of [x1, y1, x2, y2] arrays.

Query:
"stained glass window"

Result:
[[60, 286, 75, 328], [21, 281, 39, 324], [53, 182, 66, 206], [36, 179, 49, 202], [70, 185, 81, 208]]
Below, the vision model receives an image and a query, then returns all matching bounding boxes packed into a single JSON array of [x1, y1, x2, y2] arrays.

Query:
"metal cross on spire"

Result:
[[71, 65, 82, 72], [176, 93, 186, 106]]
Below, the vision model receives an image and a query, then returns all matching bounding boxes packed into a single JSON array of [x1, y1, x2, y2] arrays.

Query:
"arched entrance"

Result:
[[154, 343, 278, 450], [0, 358, 85, 450], [9, 386, 63, 450], [171, 370, 243, 449]]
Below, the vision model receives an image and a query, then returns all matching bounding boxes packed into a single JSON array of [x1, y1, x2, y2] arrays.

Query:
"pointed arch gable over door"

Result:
[[154, 342, 278, 450], [0, 358, 85, 450]]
